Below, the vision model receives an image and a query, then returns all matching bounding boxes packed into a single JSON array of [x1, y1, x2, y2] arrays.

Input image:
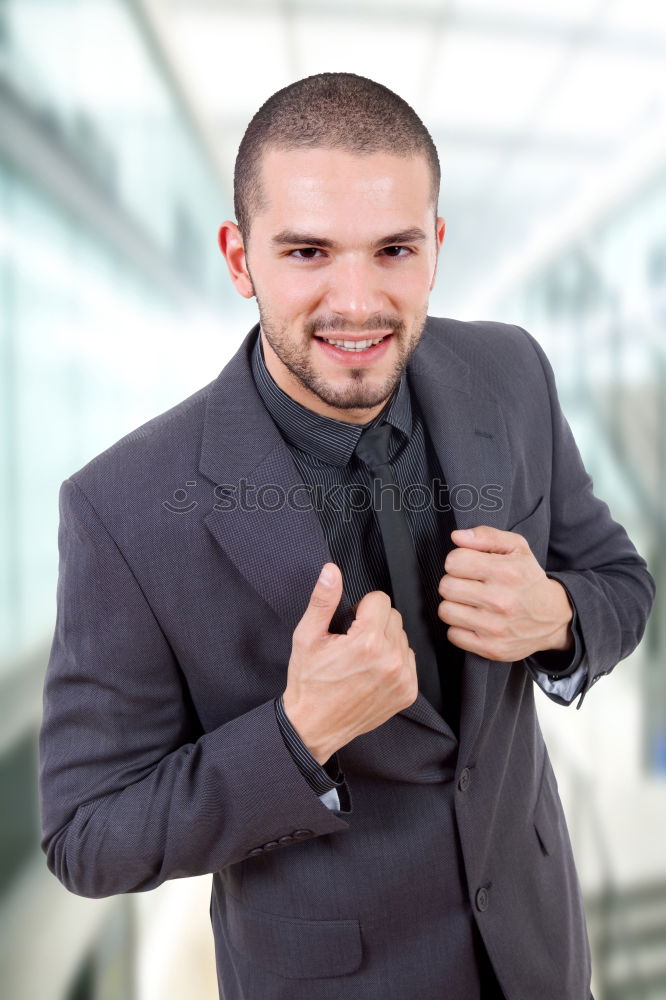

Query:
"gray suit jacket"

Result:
[[39, 317, 654, 1000]]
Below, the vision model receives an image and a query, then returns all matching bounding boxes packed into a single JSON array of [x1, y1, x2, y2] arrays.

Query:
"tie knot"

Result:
[[355, 421, 392, 473]]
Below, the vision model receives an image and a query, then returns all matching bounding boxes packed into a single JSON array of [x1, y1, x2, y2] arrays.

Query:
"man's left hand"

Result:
[[437, 525, 574, 662]]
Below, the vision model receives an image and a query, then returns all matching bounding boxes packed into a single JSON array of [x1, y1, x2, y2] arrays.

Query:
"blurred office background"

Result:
[[0, 0, 664, 997]]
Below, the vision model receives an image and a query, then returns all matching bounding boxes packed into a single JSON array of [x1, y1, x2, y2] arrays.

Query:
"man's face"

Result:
[[219, 147, 445, 424]]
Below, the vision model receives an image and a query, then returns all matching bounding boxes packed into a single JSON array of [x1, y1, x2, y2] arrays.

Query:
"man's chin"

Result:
[[309, 375, 398, 412]]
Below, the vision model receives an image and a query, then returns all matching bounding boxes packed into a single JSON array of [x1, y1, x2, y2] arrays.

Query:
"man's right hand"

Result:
[[281, 562, 418, 764]]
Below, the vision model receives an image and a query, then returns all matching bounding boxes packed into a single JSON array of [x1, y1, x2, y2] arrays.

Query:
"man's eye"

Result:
[[381, 246, 411, 258], [290, 248, 323, 259]]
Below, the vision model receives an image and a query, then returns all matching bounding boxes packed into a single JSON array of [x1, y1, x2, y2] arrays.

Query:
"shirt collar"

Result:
[[250, 326, 412, 466]]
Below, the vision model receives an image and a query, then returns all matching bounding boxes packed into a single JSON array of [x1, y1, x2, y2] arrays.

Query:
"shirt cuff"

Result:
[[274, 695, 346, 796], [318, 787, 341, 811], [529, 658, 588, 706]]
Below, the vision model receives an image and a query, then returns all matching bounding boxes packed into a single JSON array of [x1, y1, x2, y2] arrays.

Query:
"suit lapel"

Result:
[[198, 321, 512, 749], [199, 326, 354, 636], [407, 324, 513, 760]]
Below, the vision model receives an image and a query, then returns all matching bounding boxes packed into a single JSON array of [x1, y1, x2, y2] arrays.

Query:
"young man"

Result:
[[40, 74, 654, 1000]]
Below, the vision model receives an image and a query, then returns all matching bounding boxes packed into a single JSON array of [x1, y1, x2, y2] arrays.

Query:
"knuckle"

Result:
[[390, 606, 404, 629], [386, 655, 403, 679], [371, 590, 391, 610], [308, 592, 331, 610], [489, 590, 511, 615], [513, 533, 531, 554], [437, 601, 448, 622], [361, 628, 383, 659], [291, 623, 308, 649], [501, 563, 522, 587], [447, 626, 462, 646], [444, 551, 458, 573], [486, 618, 505, 639]]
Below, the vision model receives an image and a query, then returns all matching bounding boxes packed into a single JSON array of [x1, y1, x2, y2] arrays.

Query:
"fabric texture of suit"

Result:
[[39, 317, 655, 1000]]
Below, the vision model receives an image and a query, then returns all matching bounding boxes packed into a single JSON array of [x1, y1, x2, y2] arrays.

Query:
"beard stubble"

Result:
[[256, 299, 428, 413]]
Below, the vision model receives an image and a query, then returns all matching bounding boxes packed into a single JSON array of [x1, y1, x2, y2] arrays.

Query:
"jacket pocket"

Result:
[[532, 752, 562, 857], [507, 494, 548, 566], [227, 893, 363, 979]]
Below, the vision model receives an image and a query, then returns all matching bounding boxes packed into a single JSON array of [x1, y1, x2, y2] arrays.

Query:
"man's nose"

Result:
[[324, 257, 387, 324]]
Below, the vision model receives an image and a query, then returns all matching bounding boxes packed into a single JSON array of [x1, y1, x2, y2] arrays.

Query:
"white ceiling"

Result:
[[140, 0, 666, 316]]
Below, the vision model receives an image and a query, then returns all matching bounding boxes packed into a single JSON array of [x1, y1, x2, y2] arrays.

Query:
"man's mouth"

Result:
[[313, 332, 394, 358], [318, 335, 386, 352]]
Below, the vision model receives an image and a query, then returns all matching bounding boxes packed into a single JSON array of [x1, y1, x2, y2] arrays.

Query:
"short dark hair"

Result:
[[234, 72, 440, 240]]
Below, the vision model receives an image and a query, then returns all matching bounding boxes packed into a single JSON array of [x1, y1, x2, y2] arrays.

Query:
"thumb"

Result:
[[299, 562, 343, 637], [451, 525, 525, 555]]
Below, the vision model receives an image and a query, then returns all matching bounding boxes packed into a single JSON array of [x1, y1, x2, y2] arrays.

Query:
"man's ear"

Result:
[[430, 216, 446, 290], [218, 221, 254, 299]]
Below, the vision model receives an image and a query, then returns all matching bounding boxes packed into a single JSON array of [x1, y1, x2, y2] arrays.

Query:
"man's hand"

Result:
[[437, 525, 574, 662], [282, 563, 418, 764]]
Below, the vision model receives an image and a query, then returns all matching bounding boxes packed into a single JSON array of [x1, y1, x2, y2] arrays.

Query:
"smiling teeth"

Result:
[[323, 337, 385, 351]]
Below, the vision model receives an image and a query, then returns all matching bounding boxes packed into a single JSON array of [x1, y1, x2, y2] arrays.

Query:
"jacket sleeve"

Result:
[[516, 326, 655, 708], [39, 477, 351, 900], [274, 696, 348, 811]]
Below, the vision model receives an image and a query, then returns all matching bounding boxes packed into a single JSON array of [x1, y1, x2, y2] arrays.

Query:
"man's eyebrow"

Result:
[[271, 231, 336, 249], [375, 228, 427, 247], [270, 228, 428, 250]]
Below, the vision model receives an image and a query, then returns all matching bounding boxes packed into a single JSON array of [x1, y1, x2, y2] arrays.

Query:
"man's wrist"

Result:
[[281, 691, 335, 765], [541, 578, 574, 652]]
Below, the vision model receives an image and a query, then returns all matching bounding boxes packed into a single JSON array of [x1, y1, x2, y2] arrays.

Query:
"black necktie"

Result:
[[355, 422, 444, 715]]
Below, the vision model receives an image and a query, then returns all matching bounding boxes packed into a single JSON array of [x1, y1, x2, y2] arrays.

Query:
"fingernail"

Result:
[[319, 565, 334, 586], [456, 528, 475, 539]]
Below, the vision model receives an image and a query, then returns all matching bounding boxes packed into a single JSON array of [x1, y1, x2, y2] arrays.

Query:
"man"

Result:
[[39, 73, 654, 1000]]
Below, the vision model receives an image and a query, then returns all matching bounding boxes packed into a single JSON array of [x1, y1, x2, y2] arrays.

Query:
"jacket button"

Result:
[[458, 767, 471, 792], [246, 847, 263, 857], [475, 887, 490, 912], [293, 829, 313, 840], [263, 841, 279, 851], [278, 835, 294, 845]]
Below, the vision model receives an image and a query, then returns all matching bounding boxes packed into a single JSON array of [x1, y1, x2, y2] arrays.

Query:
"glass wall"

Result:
[[0, 0, 243, 670], [498, 163, 666, 775], [1, 0, 227, 301], [0, 3, 242, 997]]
